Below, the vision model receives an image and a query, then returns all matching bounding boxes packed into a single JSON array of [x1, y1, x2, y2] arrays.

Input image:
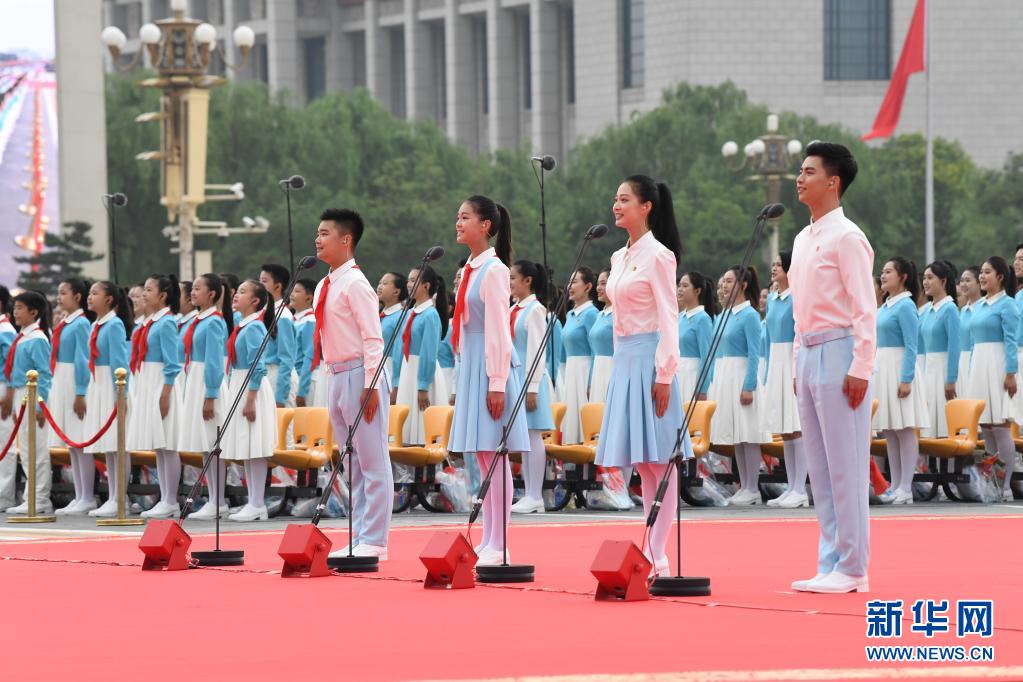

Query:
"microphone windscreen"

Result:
[[586, 224, 609, 240], [765, 203, 785, 219], [298, 255, 317, 270], [541, 155, 556, 171], [425, 246, 445, 262], [112, 193, 128, 207], [289, 175, 306, 189]]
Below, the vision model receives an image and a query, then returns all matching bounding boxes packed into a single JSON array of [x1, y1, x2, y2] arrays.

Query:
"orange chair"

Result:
[[271, 407, 332, 470], [542, 402, 568, 445], [687, 400, 716, 458], [918, 399, 985, 459], [544, 402, 603, 465], [389, 406, 454, 468]]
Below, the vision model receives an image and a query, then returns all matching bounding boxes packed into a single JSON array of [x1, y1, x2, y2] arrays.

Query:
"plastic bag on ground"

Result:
[[436, 463, 470, 512], [585, 467, 634, 510]]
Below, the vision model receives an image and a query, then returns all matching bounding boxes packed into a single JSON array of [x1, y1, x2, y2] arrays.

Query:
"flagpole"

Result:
[[924, 0, 934, 265]]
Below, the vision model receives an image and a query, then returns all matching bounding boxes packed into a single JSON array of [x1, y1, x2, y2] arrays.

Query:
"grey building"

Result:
[[102, 0, 1023, 167]]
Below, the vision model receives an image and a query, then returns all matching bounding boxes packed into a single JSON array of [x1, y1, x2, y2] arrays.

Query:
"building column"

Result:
[[405, 0, 434, 121], [326, 2, 354, 91], [573, 0, 620, 140], [365, 0, 393, 112], [486, 0, 517, 152], [530, 0, 560, 157], [266, 0, 299, 96], [445, 1, 476, 149]]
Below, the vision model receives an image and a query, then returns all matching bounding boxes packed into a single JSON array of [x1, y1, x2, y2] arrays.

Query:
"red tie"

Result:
[[311, 277, 330, 370], [3, 332, 23, 382], [131, 320, 154, 374], [402, 311, 417, 360], [379, 311, 385, 320], [88, 323, 101, 377], [183, 312, 222, 370], [450, 263, 474, 352], [50, 319, 66, 371], [510, 305, 521, 341], [225, 324, 241, 374]]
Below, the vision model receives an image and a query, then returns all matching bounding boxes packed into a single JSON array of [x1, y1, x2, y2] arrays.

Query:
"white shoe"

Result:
[[228, 505, 268, 522], [70, 498, 98, 515], [766, 490, 791, 507], [777, 492, 810, 509], [88, 499, 121, 518], [890, 489, 913, 505], [791, 572, 830, 591], [328, 545, 354, 559], [187, 502, 229, 520], [141, 501, 181, 519], [649, 557, 670, 579], [804, 571, 869, 593], [878, 489, 896, 504], [510, 497, 545, 514], [1001, 489, 1015, 502], [476, 547, 508, 567], [352, 544, 387, 560], [473, 543, 486, 555], [727, 489, 760, 506], [6, 499, 54, 515]]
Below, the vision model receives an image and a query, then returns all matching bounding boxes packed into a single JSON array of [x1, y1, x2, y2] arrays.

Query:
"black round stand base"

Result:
[[190, 549, 245, 567], [327, 555, 379, 572], [649, 575, 711, 597], [476, 563, 535, 583]]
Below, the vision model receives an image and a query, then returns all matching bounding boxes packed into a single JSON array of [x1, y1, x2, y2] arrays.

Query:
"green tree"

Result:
[[14, 221, 102, 292]]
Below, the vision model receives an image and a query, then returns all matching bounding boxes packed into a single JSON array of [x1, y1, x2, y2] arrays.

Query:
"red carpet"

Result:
[[1, 515, 1021, 681]]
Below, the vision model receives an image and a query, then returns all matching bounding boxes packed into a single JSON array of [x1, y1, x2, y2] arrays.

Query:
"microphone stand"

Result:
[[283, 183, 297, 276], [320, 246, 444, 572], [103, 194, 123, 284], [647, 206, 776, 596], [471, 224, 608, 584], [182, 256, 317, 567], [531, 158, 557, 385]]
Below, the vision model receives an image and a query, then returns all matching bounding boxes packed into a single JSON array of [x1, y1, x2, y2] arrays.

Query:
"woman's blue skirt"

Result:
[[595, 332, 692, 467], [515, 354, 555, 431], [449, 331, 531, 454]]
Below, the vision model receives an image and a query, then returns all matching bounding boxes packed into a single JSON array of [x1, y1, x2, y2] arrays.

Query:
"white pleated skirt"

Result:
[[176, 361, 226, 453], [561, 356, 592, 444], [872, 347, 930, 431], [965, 343, 1017, 425], [84, 366, 121, 454], [267, 364, 297, 408], [921, 352, 950, 438], [126, 362, 180, 450], [48, 362, 85, 447], [956, 353, 971, 399], [221, 371, 276, 460], [438, 366, 455, 403], [708, 357, 771, 445], [676, 357, 701, 405], [589, 356, 613, 404], [763, 342, 801, 435], [309, 365, 329, 408], [396, 354, 448, 445]]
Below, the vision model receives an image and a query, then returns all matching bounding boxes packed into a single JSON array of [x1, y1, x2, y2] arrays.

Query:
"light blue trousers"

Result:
[[795, 335, 871, 577], [327, 363, 393, 548]]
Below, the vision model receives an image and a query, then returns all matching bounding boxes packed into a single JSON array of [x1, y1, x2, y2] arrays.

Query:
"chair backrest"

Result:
[[423, 405, 455, 447], [276, 408, 295, 450], [389, 405, 410, 447], [292, 407, 330, 449], [945, 399, 985, 444], [541, 402, 568, 444], [687, 400, 716, 457], [580, 402, 605, 446]]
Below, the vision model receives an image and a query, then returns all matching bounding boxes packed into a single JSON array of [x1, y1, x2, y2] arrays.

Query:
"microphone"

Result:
[[585, 224, 609, 240], [425, 246, 445, 262], [531, 155, 556, 171], [279, 175, 305, 190], [297, 255, 317, 270], [105, 193, 127, 207], [759, 203, 785, 220]]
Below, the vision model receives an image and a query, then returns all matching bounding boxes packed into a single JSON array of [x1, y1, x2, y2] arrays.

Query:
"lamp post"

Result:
[[101, 0, 257, 280], [722, 114, 803, 267]]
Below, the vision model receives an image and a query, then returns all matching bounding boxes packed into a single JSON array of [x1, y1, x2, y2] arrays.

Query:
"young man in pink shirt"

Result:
[[313, 208, 392, 560], [788, 142, 876, 593]]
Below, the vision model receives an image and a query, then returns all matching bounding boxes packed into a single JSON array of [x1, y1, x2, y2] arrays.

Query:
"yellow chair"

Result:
[[272, 407, 332, 470], [541, 402, 568, 445], [545, 402, 604, 465], [687, 400, 716, 458], [389, 405, 410, 448], [919, 399, 985, 458], [389, 406, 454, 468]]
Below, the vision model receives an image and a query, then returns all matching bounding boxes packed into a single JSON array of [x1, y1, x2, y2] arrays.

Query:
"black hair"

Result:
[[961, 265, 980, 283], [242, 279, 276, 340], [413, 265, 449, 338], [885, 257, 920, 302], [197, 273, 234, 334], [573, 266, 599, 306], [924, 261, 957, 301], [293, 278, 318, 300], [804, 141, 858, 197], [513, 260, 550, 309], [218, 272, 240, 307], [465, 194, 513, 265], [624, 175, 682, 261], [684, 271, 720, 317], [983, 256, 1017, 297], [260, 263, 291, 295], [320, 207, 365, 247], [1016, 242, 1023, 254], [94, 281, 134, 340], [726, 265, 761, 309], [778, 250, 792, 273], [12, 290, 51, 337], [0, 285, 11, 317], [385, 271, 409, 303], [146, 273, 181, 315], [59, 278, 97, 322]]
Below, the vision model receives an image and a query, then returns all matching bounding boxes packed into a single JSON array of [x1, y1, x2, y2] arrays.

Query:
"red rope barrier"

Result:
[[0, 403, 26, 462], [39, 401, 117, 450]]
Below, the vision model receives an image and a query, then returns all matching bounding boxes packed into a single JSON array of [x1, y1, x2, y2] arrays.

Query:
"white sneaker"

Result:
[[352, 544, 387, 560], [6, 499, 54, 515], [649, 557, 670, 579], [141, 501, 180, 519], [727, 489, 760, 506], [88, 499, 121, 518], [877, 489, 896, 504], [804, 571, 869, 593], [510, 497, 545, 514], [476, 547, 508, 566], [890, 489, 913, 505], [1001, 489, 1015, 503], [328, 545, 354, 559], [766, 490, 791, 508], [228, 505, 268, 522], [70, 498, 98, 515], [791, 572, 829, 591], [777, 492, 810, 509], [187, 502, 229, 520]]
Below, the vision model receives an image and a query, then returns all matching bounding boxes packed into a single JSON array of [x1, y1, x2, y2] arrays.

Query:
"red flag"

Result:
[[862, 0, 925, 140]]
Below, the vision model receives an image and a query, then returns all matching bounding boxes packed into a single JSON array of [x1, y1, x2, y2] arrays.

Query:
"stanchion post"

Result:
[[99, 368, 144, 526], [9, 370, 55, 523]]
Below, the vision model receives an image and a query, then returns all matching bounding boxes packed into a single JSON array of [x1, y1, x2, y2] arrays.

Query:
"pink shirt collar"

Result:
[[809, 206, 846, 235]]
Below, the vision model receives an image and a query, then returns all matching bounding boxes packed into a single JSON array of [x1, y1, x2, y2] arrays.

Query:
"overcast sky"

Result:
[[0, 0, 55, 59]]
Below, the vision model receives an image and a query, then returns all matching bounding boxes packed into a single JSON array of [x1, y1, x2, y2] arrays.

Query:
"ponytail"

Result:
[[95, 281, 133, 340], [198, 273, 234, 335], [685, 271, 720, 317], [513, 260, 549, 309], [244, 279, 276, 339], [417, 265, 449, 338], [148, 273, 181, 315], [726, 265, 760, 309], [887, 256, 920, 302], [624, 175, 681, 261], [465, 195, 513, 266], [925, 260, 957, 300]]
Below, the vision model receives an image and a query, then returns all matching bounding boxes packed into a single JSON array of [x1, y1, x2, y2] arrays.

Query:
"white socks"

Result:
[[476, 451, 512, 552], [155, 449, 181, 506], [883, 428, 920, 494], [522, 430, 547, 502], [103, 452, 120, 502], [782, 437, 807, 495], [70, 448, 94, 503], [244, 458, 269, 508], [991, 426, 1016, 492], [734, 443, 762, 494], [637, 463, 677, 564]]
